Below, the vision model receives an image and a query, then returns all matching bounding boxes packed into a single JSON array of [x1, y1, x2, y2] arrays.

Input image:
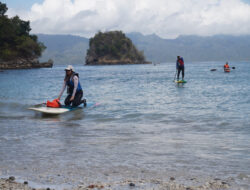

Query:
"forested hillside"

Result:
[[38, 34, 88, 64], [0, 2, 45, 61]]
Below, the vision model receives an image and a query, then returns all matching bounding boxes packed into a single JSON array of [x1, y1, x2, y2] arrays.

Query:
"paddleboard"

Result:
[[28, 102, 98, 115], [175, 80, 187, 83]]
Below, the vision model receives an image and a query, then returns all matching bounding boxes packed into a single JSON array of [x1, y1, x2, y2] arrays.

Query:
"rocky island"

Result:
[[0, 2, 52, 70], [85, 31, 151, 65]]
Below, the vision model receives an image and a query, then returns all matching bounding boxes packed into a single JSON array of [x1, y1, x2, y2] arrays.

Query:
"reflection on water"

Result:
[[0, 62, 250, 188]]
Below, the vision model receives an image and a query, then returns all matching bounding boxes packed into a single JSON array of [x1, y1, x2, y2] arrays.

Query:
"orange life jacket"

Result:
[[46, 99, 61, 108], [224, 64, 229, 68]]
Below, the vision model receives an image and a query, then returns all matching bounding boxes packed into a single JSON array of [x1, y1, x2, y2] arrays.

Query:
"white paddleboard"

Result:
[[28, 102, 99, 115], [28, 107, 71, 114]]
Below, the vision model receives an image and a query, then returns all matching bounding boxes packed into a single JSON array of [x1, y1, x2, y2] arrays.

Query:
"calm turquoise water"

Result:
[[0, 62, 250, 188]]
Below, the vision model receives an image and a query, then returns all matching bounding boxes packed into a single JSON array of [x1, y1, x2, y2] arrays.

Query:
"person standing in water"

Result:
[[176, 56, 185, 81], [58, 65, 86, 107]]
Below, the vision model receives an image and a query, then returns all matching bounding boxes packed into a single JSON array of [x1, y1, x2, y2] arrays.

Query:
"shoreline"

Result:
[[0, 58, 53, 70], [0, 175, 232, 190]]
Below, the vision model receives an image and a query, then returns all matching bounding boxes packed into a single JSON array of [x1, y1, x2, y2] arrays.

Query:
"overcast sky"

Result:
[[3, 0, 250, 39]]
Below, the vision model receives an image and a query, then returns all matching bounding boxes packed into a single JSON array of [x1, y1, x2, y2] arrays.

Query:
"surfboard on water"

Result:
[[175, 80, 187, 83], [28, 102, 99, 115]]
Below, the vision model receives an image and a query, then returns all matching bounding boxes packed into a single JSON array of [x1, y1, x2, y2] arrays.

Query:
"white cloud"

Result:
[[7, 0, 250, 38]]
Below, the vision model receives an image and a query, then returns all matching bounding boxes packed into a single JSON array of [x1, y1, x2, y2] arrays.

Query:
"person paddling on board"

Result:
[[58, 65, 86, 107], [176, 56, 185, 81]]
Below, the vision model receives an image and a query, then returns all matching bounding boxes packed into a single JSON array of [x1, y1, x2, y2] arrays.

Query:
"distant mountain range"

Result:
[[37, 33, 250, 64], [38, 34, 89, 65]]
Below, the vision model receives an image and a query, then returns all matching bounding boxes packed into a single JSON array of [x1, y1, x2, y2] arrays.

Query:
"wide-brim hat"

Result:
[[65, 65, 74, 71]]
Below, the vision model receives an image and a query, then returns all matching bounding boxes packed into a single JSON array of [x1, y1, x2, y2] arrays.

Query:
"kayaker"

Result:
[[224, 62, 230, 69], [176, 56, 185, 81], [58, 65, 86, 107]]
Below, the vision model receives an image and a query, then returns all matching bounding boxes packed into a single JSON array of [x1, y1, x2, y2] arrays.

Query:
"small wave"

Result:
[[0, 101, 33, 119], [0, 136, 22, 142], [0, 101, 35, 110], [0, 115, 27, 120]]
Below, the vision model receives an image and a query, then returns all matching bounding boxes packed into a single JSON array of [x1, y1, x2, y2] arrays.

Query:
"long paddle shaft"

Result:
[[173, 69, 177, 81]]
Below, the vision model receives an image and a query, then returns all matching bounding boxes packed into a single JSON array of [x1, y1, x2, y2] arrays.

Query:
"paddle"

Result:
[[210, 66, 235, 72], [223, 65, 235, 69], [173, 69, 177, 82]]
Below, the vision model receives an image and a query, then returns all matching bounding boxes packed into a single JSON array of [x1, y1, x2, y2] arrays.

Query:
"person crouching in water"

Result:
[[58, 65, 86, 107], [176, 56, 185, 81]]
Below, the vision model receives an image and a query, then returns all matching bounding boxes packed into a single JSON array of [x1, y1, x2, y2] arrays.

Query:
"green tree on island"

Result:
[[86, 31, 147, 65], [0, 2, 45, 61]]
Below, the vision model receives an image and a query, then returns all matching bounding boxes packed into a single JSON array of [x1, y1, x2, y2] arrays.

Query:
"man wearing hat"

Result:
[[58, 65, 86, 107]]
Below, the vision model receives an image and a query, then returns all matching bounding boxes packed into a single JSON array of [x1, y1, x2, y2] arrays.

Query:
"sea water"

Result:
[[0, 62, 249, 189]]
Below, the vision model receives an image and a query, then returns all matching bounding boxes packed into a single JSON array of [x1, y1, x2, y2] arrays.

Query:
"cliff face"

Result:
[[85, 31, 150, 65], [0, 58, 53, 70]]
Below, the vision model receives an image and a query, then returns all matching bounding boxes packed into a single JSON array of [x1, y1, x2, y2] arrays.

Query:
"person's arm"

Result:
[[58, 81, 66, 100], [71, 75, 79, 99]]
